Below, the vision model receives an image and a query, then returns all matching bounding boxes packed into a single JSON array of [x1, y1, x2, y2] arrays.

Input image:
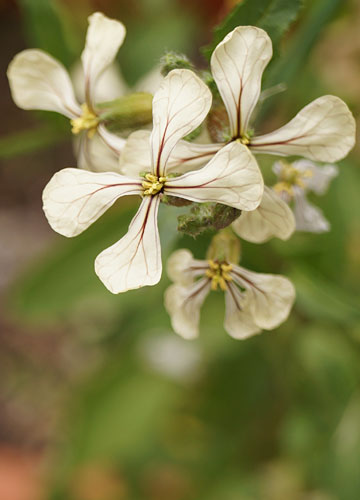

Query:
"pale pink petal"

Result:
[[293, 190, 330, 233], [81, 12, 126, 105], [7, 49, 80, 118], [151, 69, 212, 176], [164, 280, 211, 339], [211, 26, 272, 137], [95, 196, 162, 293], [232, 186, 295, 243], [42, 168, 142, 237], [250, 96, 356, 162], [164, 141, 263, 211], [224, 284, 262, 339], [232, 266, 296, 330]]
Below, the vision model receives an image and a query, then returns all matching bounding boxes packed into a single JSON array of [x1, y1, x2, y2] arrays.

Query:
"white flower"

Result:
[[121, 26, 355, 241], [7, 12, 126, 172], [42, 69, 264, 294], [273, 159, 339, 233], [138, 333, 203, 382], [164, 249, 296, 340]]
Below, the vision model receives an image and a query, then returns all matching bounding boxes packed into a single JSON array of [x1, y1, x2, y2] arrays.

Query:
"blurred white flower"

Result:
[[42, 69, 263, 294], [272, 159, 339, 233], [165, 249, 295, 340], [138, 333, 203, 382], [7, 12, 126, 171]]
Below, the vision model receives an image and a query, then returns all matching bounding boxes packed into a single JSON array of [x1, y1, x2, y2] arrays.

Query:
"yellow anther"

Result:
[[70, 103, 99, 138], [142, 173, 166, 196], [206, 260, 233, 291], [273, 161, 313, 198]]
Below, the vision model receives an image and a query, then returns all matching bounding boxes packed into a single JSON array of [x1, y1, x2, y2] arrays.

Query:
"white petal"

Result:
[[7, 49, 80, 118], [164, 280, 211, 339], [250, 96, 356, 162], [81, 12, 126, 105], [151, 69, 212, 176], [97, 124, 126, 155], [95, 196, 162, 293], [232, 266, 296, 330], [224, 284, 261, 339], [120, 130, 222, 177], [42, 168, 142, 237], [292, 160, 338, 195], [167, 140, 222, 174], [167, 249, 208, 285], [71, 61, 128, 104], [75, 129, 124, 172], [119, 130, 152, 177], [293, 190, 330, 233], [211, 26, 272, 137], [232, 186, 295, 243], [164, 141, 263, 211]]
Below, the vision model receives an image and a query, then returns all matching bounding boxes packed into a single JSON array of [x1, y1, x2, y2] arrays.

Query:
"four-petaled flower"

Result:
[[121, 26, 355, 242], [273, 159, 339, 233], [42, 69, 264, 293], [7, 12, 126, 171], [165, 249, 296, 340]]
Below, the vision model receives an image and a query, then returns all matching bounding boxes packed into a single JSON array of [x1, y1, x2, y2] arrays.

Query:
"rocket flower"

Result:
[[165, 248, 296, 340], [120, 25, 355, 242], [273, 159, 339, 233], [42, 69, 264, 294], [7, 12, 127, 171]]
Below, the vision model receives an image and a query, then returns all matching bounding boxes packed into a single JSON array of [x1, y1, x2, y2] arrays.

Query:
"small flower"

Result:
[[273, 159, 339, 233], [120, 26, 355, 239], [42, 69, 264, 294], [7, 12, 126, 171], [164, 249, 296, 340]]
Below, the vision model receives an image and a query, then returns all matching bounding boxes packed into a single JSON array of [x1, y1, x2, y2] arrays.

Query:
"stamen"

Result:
[[206, 259, 233, 291], [142, 173, 167, 196], [273, 161, 313, 198], [70, 103, 99, 138]]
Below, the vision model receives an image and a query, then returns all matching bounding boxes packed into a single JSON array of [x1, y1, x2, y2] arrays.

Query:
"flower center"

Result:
[[70, 103, 99, 138], [273, 161, 313, 197], [142, 173, 167, 196], [205, 259, 233, 291], [236, 135, 250, 146]]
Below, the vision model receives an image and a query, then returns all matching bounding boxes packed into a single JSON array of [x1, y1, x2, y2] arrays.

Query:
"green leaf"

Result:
[[290, 265, 360, 325], [17, 0, 79, 66], [203, 0, 303, 60], [0, 126, 65, 160], [260, 0, 343, 116]]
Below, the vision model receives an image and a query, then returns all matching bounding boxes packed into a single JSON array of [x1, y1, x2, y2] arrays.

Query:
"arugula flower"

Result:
[[7, 12, 126, 171], [42, 69, 263, 294]]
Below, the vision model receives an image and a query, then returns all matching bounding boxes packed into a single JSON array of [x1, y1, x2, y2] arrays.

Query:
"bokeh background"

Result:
[[1, 0, 360, 499]]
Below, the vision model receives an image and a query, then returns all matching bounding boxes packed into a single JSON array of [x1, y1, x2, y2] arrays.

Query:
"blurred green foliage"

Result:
[[4, 0, 360, 499]]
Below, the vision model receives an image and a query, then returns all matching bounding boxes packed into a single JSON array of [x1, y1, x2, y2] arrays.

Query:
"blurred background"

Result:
[[0, 0, 360, 499]]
